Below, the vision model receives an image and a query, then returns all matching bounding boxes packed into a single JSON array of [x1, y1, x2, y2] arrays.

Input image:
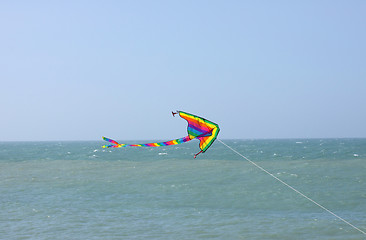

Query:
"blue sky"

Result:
[[1, 1, 365, 141]]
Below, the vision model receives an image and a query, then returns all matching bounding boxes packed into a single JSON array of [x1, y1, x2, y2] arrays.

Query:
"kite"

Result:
[[102, 111, 220, 158]]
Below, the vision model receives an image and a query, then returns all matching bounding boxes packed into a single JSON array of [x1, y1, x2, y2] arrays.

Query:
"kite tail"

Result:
[[102, 137, 126, 148], [102, 136, 193, 148], [102, 143, 126, 148]]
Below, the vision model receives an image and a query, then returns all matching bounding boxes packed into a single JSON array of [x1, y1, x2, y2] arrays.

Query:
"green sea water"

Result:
[[0, 139, 365, 239]]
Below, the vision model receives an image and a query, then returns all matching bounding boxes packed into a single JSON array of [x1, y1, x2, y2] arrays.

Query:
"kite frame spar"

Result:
[[102, 111, 220, 158]]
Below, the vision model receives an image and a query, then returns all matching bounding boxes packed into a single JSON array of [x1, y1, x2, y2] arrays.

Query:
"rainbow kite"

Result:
[[102, 111, 220, 158]]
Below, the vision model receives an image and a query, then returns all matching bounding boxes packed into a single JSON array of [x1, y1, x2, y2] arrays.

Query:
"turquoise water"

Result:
[[1, 139, 365, 239]]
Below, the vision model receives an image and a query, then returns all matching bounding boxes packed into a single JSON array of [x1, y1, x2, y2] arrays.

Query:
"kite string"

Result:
[[217, 139, 366, 236]]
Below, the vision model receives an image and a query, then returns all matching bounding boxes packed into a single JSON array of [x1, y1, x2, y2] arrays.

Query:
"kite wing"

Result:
[[178, 111, 220, 157], [102, 110, 220, 158]]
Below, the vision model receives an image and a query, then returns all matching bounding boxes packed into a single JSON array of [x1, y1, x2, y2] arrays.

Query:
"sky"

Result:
[[1, 0, 365, 141]]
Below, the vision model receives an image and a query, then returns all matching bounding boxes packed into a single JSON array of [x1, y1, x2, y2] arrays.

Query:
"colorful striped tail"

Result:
[[102, 136, 192, 148]]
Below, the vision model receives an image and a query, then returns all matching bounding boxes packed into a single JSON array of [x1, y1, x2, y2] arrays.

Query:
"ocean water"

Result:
[[0, 139, 365, 240]]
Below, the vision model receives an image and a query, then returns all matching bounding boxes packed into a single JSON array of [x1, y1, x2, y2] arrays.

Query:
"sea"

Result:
[[0, 139, 365, 240]]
